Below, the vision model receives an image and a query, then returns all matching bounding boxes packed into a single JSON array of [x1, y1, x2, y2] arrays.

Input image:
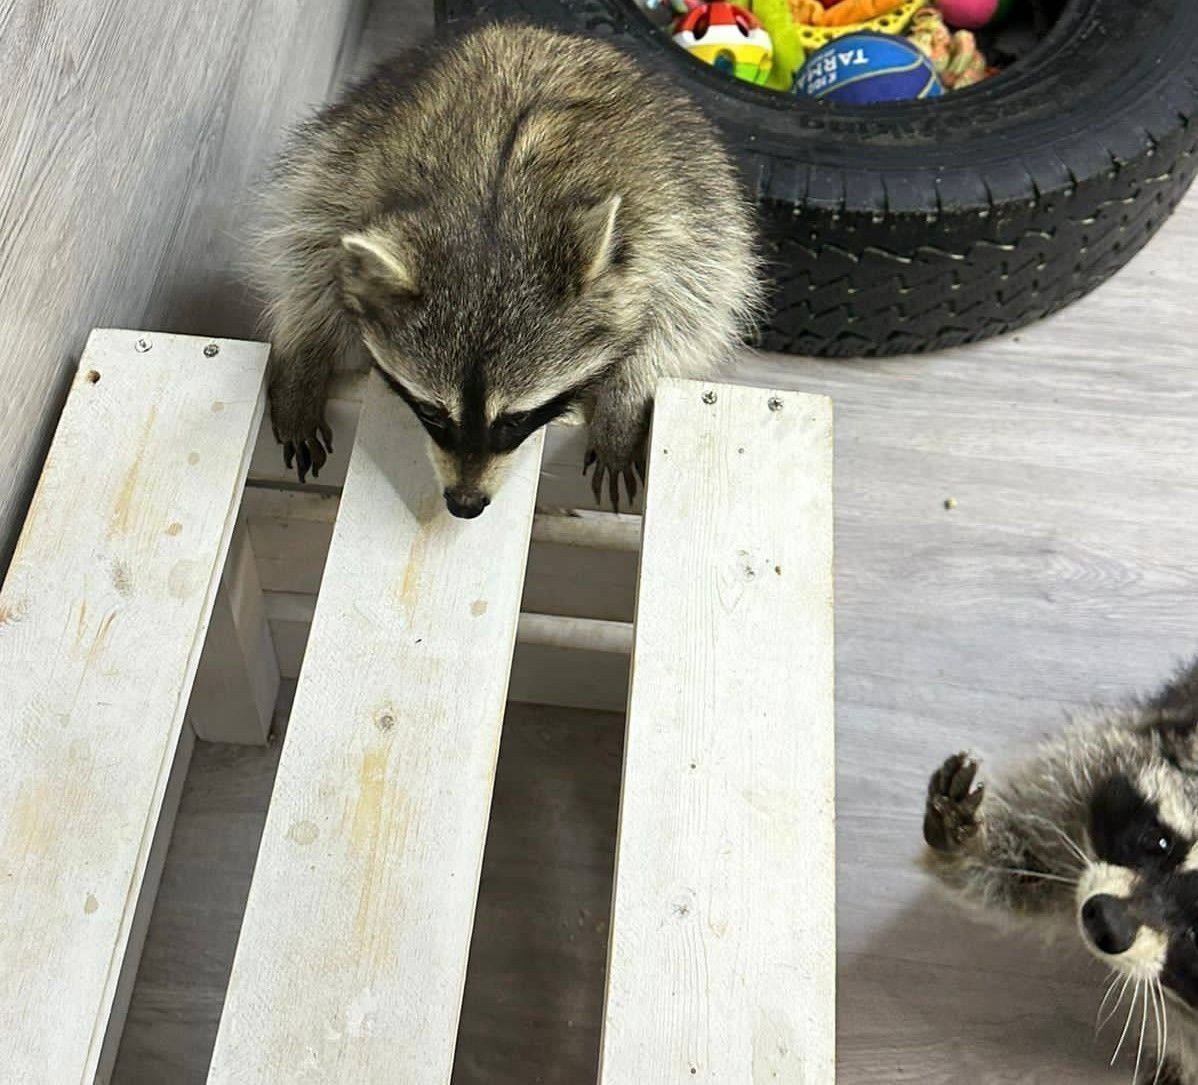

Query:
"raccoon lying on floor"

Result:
[[253, 22, 761, 516], [923, 657, 1198, 1084]]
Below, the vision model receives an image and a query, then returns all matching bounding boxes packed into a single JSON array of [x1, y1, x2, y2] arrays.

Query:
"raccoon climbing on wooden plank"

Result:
[[922, 656, 1198, 1084], [252, 23, 762, 517]]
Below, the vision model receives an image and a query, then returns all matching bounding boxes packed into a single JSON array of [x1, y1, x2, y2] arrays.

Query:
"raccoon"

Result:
[[253, 22, 761, 517], [922, 657, 1198, 1085]]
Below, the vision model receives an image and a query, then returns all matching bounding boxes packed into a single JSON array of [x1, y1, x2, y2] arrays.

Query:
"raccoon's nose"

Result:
[[1082, 894, 1140, 956], [443, 488, 490, 519]]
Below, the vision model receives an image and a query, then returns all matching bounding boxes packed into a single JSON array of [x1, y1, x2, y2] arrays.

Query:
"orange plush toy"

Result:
[[821, 0, 906, 23], [789, 0, 906, 25], [787, 0, 922, 47]]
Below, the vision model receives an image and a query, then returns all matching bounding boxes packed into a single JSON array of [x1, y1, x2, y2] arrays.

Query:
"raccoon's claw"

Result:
[[924, 753, 985, 854], [283, 438, 325, 483], [278, 421, 333, 484], [585, 396, 649, 511], [623, 465, 639, 504], [584, 452, 639, 513]]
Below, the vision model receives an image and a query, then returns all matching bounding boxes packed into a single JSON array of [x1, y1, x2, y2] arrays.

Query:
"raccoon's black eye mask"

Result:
[[372, 362, 592, 455], [486, 383, 589, 453], [1090, 773, 1191, 872], [488, 410, 536, 453]]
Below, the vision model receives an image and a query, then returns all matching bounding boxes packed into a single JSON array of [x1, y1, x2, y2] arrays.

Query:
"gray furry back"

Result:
[[250, 23, 762, 512]]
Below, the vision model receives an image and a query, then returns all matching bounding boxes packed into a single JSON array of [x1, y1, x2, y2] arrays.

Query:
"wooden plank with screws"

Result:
[[599, 379, 836, 1085], [208, 371, 544, 1084], [0, 329, 267, 1084]]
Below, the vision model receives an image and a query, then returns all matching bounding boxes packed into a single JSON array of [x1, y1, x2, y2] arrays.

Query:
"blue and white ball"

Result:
[[793, 32, 943, 104]]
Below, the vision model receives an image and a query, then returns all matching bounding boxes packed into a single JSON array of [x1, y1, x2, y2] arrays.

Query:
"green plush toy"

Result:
[[751, 0, 807, 90]]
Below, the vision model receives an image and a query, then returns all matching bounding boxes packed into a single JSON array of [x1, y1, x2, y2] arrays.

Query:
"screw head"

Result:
[[134, 337, 152, 353], [203, 342, 220, 357], [701, 390, 717, 405], [768, 396, 784, 412]]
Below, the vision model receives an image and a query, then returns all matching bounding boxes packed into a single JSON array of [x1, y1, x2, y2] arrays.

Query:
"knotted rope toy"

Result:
[[906, 5, 990, 88]]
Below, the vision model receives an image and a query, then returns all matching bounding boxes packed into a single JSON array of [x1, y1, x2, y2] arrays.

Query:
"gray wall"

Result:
[[0, 0, 369, 569]]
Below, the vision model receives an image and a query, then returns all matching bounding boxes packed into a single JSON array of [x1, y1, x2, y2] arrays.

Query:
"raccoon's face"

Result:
[[1076, 756, 1198, 1011], [338, 197, 630, 518], [368, 357, 583, 519]]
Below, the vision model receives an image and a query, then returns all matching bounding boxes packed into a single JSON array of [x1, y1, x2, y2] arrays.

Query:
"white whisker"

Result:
[[997, 867, 1078, 886], [1097, 971, 1125, 1033], [1162, 981, 1170, 1077], [1133, 973, 1149, 1084], [1022, 812, 1092, 867], [1100, 973, 1134, 1033], [1112, 980, 1141, 1066], [1153, 980, 1168, 1085]]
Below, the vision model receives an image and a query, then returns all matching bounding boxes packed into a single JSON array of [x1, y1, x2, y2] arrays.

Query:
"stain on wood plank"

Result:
[[109, 407, 157, 539]]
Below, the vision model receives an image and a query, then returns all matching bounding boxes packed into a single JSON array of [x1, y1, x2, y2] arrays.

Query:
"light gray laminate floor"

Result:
[[113, 4, 1198, 1083]]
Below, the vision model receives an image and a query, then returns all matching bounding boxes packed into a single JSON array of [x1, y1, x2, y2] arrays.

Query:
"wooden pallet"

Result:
[[0, 331, 834, 1084]]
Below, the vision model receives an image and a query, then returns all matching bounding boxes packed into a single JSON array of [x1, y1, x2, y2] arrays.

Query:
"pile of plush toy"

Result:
[[643, 0, 1030, 102]]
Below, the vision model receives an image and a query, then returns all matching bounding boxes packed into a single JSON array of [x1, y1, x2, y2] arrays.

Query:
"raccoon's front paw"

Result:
[[924, 753, 985, 854], [583, 446, 644, 513], [583, 423, 647, 513], [271, 409, 334, 484]]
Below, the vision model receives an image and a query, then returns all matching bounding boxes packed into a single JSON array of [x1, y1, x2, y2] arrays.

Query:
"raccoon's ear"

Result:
[[576, 195, 623, 287], [340, 231, 419, 314]]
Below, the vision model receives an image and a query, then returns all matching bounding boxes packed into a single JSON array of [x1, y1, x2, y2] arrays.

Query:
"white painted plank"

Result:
[[531, 509, 642, 551], [516, 613, 633, 655], [599, 379, 836, 1085], [189, 521, 280, 745], [208, 371, 544, 1085], [0, 328, 267, 1084]]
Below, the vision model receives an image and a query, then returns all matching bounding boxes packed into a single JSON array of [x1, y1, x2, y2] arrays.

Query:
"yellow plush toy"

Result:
[[751, 0, 806, 89]]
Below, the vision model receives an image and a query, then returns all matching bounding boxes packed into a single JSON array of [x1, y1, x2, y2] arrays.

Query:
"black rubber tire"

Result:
[[437, 0, 1198, 356]]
